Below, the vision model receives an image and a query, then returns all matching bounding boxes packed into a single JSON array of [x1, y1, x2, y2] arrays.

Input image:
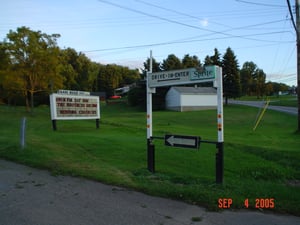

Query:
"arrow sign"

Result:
[[165, 134, 200, 149]]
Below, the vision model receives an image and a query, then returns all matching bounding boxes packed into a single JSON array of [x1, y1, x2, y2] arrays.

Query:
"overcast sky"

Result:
[[1, 0, 296, 86]]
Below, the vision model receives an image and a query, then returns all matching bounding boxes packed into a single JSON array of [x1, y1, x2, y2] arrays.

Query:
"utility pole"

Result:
[[296, 0, 300, 131]]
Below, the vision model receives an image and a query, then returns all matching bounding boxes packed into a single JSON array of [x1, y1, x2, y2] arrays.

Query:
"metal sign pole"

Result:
[[216, 66, 224, 184], [147, 50, 155, 172]]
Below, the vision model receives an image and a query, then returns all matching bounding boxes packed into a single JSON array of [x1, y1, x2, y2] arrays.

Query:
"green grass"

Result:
[[238, 95, 298, 107], [0, 103, 299, 216]]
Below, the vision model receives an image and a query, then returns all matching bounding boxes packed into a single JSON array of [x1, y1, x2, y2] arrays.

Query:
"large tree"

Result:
[[161, 54, 182, 70], [204, 48, 222, 67], [222, 47, 241, 104], [2, 26, 63, 110], [182, 54, 201, 68], [240, 61, 257, 96], [97, 64, 139, 97], [240, 61, 266, 98]]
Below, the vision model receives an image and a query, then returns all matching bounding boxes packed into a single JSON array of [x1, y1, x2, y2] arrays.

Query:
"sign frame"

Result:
[[147, 66, 216, 88], [49, 93, 100, 120]]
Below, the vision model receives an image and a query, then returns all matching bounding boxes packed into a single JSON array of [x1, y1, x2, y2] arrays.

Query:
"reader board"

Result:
[[49, 93, 100, 120]]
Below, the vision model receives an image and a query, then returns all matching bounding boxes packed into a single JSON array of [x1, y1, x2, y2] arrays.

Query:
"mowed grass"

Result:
[[0, 103, 299, 215]]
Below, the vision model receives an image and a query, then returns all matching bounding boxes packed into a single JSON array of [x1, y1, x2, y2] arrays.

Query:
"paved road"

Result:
[[228, 100, 298, 115], [1, 160, 299, 225]]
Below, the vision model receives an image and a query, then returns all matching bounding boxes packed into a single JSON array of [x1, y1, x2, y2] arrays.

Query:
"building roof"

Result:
[[171, 86, 217, 95]]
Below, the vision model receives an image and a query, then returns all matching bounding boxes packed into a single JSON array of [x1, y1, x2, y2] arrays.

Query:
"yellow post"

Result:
[[253, 98, 270, 131]]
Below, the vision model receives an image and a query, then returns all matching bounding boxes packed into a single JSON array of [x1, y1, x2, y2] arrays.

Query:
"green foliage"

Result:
[[97, 64, 139, 97], [182, 54, 201, 68], [222, 47, 241, 102], [127, 84, 146, 109], [161, 54, 182, 70], [204, 48, 222, 67], [240, 61, 266, 97], [1, 27, 62, 110]]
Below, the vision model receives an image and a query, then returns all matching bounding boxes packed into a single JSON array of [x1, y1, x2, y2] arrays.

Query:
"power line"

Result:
[[83, 30, 292, 53], [236, 0, 286, 8], [97, 0, 286, 43]]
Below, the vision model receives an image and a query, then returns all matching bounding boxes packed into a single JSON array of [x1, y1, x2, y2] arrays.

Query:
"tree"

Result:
[[97, 64, 139, 97], [240, 61, 256, 96], [240, 61, 266, 98], [182, 54, 201, 68], [204, 48, 222, 66], [255, 69, 266, 98], [2, 27, 63, 110], [161, 54, 182, 70], [142, 57, 161, 80], [222, 47, 241, 104]]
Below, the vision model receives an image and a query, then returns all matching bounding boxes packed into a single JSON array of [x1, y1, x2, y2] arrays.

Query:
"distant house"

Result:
[[165, 86, 217, 112]]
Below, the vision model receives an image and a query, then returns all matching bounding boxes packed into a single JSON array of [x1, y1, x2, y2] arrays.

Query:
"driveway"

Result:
[[0, 159, 299, 225], [228, 100, 298, 115]]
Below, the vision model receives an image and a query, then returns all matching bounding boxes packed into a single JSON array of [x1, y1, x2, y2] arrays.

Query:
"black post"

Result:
[[216, 142, 224, 184], [96, 119, 100, 129], [147, 139, 155, 173], [52, 120, 57, 131]]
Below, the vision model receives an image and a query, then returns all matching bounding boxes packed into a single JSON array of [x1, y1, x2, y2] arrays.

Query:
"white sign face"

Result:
[[50, 93, 100, 120], [148, 66, 217, 88]]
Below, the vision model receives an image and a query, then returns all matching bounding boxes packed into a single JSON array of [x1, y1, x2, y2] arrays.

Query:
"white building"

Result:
[[165, 86, 217, 112]]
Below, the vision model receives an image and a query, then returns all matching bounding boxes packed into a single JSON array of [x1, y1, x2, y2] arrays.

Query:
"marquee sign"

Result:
[[49, 93, 100, 120]]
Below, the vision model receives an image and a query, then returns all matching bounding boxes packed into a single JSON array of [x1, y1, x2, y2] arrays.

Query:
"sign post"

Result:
[[146, 51, 224, 184], [147, 51, 155, 172], [216, 66, 224, 184]]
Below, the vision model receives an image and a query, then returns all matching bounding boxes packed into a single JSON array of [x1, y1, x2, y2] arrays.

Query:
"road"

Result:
[[1, 159, 299, 225], [228, 100, 298, 115]]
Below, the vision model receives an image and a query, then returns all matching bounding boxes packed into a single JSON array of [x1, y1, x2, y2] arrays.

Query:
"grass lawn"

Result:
[[0, 103, 299, 216], [238, 95, 298, 107]]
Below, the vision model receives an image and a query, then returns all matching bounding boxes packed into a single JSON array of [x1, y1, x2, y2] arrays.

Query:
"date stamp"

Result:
[[218, 198, 275, 209]]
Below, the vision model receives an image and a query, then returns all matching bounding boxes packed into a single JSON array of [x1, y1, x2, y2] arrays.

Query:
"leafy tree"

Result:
[[255, 69, 266, 98], [97, 64, 139, 97], [222, 47, 241, 104], [161, 54, 182, 70], [1, 27, 63, 110], [240, 61, 256, 95], [240, 61, 266, 98]]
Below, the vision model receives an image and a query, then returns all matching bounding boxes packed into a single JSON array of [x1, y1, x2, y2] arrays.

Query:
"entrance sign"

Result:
[[148, 66, 216, 88], [146, 52, 224, 184], [165, 134, 200, 149], [50, 93, 100, 120]]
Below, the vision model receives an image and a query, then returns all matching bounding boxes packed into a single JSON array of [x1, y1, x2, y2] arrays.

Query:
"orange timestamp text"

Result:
[[218, 198, 275, 209]]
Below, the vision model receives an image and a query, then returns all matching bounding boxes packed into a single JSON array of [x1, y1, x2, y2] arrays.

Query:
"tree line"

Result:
[[0, 27, 292, 111], [0, 27, 140, 110]]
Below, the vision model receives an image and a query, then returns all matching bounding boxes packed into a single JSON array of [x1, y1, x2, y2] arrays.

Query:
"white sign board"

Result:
[[49, 93, 100, 120], [148, 66, 216, 88]]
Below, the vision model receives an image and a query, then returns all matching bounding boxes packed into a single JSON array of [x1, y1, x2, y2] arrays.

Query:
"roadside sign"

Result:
[[164, 134, 200, 149], [148, 66, 216, 88]]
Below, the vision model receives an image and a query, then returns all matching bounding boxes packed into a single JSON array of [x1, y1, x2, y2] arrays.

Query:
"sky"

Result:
[[0, 0, 297, 86]]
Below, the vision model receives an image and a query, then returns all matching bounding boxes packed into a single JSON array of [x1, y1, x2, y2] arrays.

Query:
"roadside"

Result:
[[228, 99, 298, 115], [1, 159, 299, 225]]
